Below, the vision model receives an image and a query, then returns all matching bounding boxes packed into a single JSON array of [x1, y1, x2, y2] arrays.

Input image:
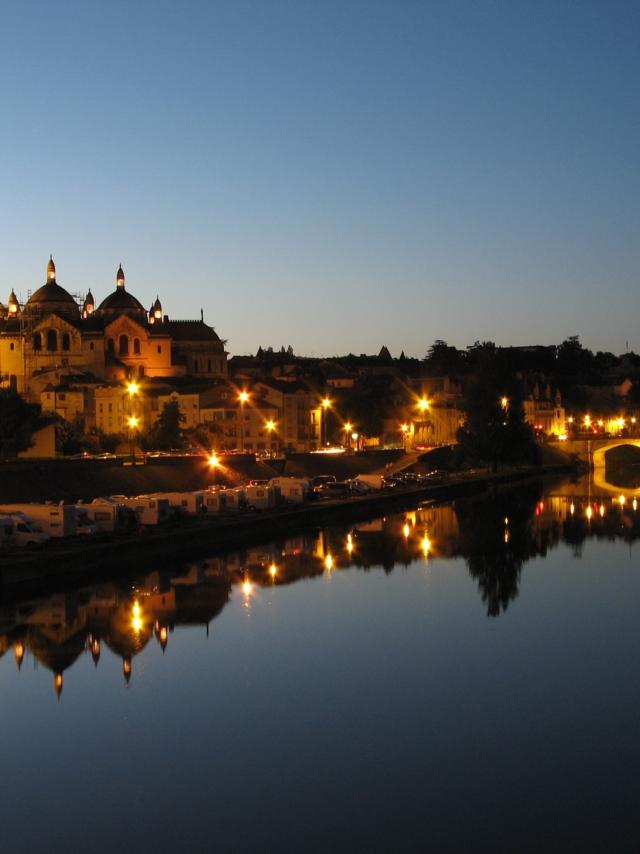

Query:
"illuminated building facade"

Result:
[[0, 258, 228, 401]]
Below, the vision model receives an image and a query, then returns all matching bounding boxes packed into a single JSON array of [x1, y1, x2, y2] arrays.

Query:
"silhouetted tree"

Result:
[[0, 390, 41, 458]]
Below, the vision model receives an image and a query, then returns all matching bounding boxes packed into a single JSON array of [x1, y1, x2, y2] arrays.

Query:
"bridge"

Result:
[[555, 438, 640, 498]]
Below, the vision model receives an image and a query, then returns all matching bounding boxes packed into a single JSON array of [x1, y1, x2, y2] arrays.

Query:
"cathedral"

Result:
[[0, 257, 227, 403]]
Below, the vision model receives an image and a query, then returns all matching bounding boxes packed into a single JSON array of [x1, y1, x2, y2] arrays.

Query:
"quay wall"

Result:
[[0, 450, 405, 503]]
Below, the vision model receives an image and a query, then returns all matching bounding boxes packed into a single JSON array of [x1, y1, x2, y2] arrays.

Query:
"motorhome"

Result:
[[148, 492, 205, 516], [79, 498, 138, 533], [269, 477, 310, 504], [244, 485, 276, 510], [0, 514, 49, 548], [113, 496, 171, 526], [217, 487, 246, 512], [202, 492, 226, 514], [0, 503, 76, 538]]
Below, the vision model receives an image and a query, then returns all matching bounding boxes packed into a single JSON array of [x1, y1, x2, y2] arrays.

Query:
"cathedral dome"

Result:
[[95, 265, 147, 319], [27, 257, 79, 317]]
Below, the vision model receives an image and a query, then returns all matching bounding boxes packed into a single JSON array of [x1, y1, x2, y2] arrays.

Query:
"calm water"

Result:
[[1, 476, 640, 853]]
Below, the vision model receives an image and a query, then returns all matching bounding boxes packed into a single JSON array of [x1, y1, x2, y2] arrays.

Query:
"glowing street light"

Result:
[[238, 390, 250, 452], [320, 397, 331, 445], [208, 452, 220, 468], [343, 422, 353, 449], [418, 397, 430, 413], [127, 381, 139, 397]]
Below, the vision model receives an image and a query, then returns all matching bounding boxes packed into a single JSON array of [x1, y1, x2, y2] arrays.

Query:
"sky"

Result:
[[1, 0, 639, 358]]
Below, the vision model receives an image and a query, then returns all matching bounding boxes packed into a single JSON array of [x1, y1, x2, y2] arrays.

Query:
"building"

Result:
[[0, 258, 227, 402]]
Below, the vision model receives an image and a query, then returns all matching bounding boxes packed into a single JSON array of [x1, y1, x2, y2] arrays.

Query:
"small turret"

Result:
[[151, 296, 162, 323], [82, 289, 95, 318], [8, 289, 19, 315], [116, 264, 125, 289], [47, 255, 56, 281]]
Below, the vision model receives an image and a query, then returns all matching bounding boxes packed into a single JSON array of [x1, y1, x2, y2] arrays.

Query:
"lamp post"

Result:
[[321, 397, 331, 446], [416, 398, 430, 446], [126, 381, 140, 462], [238, 390, 249, 452], [344, 421, 353, 450], [127, 415, 139, 463], [400, 423, 409, 452], [265, 418, 277, 455]]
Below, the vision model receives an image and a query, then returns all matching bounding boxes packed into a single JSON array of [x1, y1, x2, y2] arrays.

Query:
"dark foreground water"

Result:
[[1, 476, 640, 853]]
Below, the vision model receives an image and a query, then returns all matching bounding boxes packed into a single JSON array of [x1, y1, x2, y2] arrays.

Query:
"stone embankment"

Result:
[[0, 463, 573, 595]]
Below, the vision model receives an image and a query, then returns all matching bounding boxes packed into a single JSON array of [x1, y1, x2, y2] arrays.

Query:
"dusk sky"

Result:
[[2, 0, 638, 357]]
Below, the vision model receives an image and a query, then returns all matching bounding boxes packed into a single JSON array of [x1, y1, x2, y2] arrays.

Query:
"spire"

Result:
[[8, 289, 19, 315], [116, 264, 125, 289], [47, 255, 56, 281]]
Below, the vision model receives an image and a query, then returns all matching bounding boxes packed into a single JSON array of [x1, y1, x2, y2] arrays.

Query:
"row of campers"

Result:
[[0, 478, 314, 547]]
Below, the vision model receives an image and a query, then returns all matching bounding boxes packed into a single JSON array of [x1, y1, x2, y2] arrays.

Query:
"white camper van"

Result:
[[148, 492, 205, 516], [113, 496, 171, 526], [0, 503, 76, 538], [268, 477, 310, 504], [0, 514, 50, 548], [244, 485, 276, 510]]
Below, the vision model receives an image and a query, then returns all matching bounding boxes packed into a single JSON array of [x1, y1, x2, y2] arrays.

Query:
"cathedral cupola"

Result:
[[150, 296, 162, 324], [47, 255, 56, 281], [116, 264, 125, 288], [82, 289, 95, 318], [8, 289, 19, 315]]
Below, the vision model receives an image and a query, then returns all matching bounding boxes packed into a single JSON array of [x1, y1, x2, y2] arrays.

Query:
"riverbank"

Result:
[[0, 463, 573, 594]]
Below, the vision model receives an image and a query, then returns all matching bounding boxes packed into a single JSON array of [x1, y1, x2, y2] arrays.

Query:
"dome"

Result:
[[96, 288, 146, 314], [95, 265, 147, 319], [26, 258, 79, 317], [28, 281, 79, 309]]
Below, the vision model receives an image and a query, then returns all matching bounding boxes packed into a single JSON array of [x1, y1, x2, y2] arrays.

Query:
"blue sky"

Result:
[[1, 0, 638, 357]]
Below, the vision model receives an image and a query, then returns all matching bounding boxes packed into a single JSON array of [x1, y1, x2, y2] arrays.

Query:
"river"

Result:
[[1, 474, 639, 852]]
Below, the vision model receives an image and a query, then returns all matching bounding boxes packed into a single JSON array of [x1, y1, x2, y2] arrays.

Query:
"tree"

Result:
[[456, 375, 536, 469], [0, 390, 41, 458], [146, 399, 186, 450]]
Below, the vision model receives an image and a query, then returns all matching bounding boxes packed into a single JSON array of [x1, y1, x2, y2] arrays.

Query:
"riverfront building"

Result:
[[0, 258, 228, 401]]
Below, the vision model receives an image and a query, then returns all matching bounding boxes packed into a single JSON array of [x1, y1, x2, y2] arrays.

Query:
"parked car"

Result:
[[314, 481, 352, 499], [311, 475, 337, 489]]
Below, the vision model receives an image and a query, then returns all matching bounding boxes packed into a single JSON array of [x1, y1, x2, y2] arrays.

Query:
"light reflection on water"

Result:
[[2, 474, 640, 852]]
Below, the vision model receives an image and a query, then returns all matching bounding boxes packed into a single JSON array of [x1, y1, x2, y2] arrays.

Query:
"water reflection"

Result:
[[3, 476, 640, 695]]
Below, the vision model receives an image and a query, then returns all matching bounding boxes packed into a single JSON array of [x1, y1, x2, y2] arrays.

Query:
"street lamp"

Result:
[[265, 418, 277, 454], [238, 390, 250, 452], [400, 423, 409, 452], [344, 421, 353, 449], [321, 397, 331, 446], [127, 414, 139, 463]]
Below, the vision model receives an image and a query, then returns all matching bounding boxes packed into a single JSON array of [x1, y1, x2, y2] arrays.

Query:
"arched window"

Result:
[[119, 335, 129, 355], [107, 338, 115, 354], [33, 333, 42, 351], [193, 359, 199, 373], [207, 359, 212, 373], [138, 365, 145, 378], [47, 330, 57, 351], [9, 375, 17, 392], [62, 333, 70, 351], [90, 341, 95, 351], [133, 338, 140, 355]]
